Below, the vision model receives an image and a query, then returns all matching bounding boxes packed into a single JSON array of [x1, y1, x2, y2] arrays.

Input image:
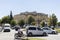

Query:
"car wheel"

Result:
[[56, 31, 58, 34], [43, 32, 47, 36], [28, 32, 32, 36], [52, 31, 55, 34]]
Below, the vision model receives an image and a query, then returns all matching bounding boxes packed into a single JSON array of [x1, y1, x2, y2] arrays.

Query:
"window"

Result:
[[37, 28, 41, 30], [43, 28, 47, 30], [5, 26, 10, 27], [37, 28, 43, 31], [43, 28, 50, 30], [28, 27, 36, 30]]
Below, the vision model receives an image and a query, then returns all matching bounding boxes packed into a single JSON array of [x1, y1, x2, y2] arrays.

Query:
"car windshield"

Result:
[[5, 26, 10, 27]]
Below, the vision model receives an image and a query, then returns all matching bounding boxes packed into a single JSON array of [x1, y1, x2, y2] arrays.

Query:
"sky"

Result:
[[0, 0, 60, 21]]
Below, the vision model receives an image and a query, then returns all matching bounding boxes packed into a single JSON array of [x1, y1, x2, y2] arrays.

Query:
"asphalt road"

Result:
[[23, 30, 60, 40], [0, 30, 16, 40], [31, 34, 60, 40], [0, 29, 60, 40]]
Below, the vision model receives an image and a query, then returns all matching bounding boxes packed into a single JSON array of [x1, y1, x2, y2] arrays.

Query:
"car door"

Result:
[[43, 28, 48, 33], [28, 27, 37, 35], [43, 28, 51, 33], [32, 27, 37, 35], [47, 28, 52, 33], [37, 28, 43, 35]]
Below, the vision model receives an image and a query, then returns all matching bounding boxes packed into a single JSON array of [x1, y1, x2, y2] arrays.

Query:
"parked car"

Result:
[[42, 27, 58, 34], [26, 26, 48, 36], [3, 24, 11, 32], [4, 29, 10, 32]]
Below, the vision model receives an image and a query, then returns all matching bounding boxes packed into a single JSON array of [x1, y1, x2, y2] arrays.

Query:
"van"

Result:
[[3, 24, 11, 32], [26, 26, 48, 36]]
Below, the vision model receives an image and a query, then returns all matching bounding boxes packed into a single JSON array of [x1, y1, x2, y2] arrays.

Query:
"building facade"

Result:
[[14, 11, 48, 25]]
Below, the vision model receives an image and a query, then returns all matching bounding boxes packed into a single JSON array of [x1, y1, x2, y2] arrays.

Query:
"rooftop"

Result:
[[20, 11, 48, 16]]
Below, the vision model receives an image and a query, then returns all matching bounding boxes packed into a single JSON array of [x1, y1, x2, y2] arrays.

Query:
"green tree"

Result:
[[31, 22, 36, 25], [0, 19, 2, 24], [28, 16, 35, 25], [57, 22, 60, 26], [48, 16, 52, 26], [0, 19, 2, 26], [18, 19, 25, 28], [41, 22, 45, 27], [10, 20, 17, 27], [52, 14, 57, 27], [49, 14, 57, 29], [1, 16, 10, 24]]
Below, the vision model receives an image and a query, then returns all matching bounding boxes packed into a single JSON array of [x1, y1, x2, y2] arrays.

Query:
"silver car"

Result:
[[42, 27, 58, 34]]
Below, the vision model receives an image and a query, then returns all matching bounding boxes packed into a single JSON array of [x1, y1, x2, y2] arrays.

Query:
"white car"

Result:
[[26, 26, 48, 36], [42, 27, 58, 34], [3, 24, 11, 32]]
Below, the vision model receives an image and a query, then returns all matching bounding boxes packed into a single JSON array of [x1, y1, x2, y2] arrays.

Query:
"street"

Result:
[[0, 30, 15, 40], [32, 33, 60, 40], [0, 30, 60, 40]]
